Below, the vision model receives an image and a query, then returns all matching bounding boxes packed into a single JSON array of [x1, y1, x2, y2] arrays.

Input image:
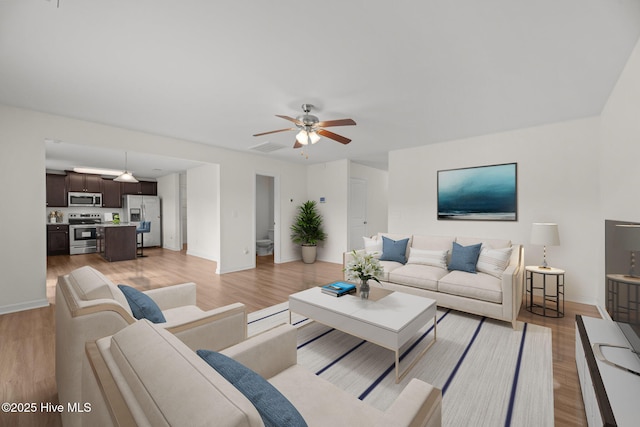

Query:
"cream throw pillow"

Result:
[[407, 248, 448, 269], [476, 246, 513, 278], [363, 236, 383, 258]]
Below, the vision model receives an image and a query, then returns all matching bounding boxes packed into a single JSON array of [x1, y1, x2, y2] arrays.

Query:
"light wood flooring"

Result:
[[1, 247, 600, 426]]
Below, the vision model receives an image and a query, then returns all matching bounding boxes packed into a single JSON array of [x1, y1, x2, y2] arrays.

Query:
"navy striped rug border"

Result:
[[504, 322, 528, 427]]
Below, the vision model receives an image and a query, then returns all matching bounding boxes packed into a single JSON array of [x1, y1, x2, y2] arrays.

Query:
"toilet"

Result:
[[256, 228, 274, 256]]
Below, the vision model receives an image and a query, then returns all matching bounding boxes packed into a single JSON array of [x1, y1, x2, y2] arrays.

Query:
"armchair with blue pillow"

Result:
[[55, 265, 247, 427]]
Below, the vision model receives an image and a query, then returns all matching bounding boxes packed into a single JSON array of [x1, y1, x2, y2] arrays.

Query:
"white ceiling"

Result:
[[2, 0, 640, 173]]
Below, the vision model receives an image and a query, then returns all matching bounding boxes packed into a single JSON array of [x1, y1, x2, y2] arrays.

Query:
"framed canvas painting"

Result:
[[437, 163, 517, 221]]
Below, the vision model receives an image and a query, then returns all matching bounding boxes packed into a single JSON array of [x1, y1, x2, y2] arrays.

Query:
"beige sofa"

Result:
[[344, 233, 524, 328], [56, 266, 248, 427], [83, 319, 442, 426]]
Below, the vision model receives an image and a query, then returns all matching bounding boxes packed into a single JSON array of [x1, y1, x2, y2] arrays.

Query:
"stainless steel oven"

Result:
[[68, 213, 102, 254]]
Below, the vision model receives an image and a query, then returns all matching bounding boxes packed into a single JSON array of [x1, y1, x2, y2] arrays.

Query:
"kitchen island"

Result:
[[96, 224, 137, 262]]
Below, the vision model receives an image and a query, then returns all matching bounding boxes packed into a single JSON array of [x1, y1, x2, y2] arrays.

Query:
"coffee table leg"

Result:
[[395, 315, 437, 383]]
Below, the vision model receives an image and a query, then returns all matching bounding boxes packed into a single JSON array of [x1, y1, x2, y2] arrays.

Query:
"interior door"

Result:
[[349, 178, 367, 251]]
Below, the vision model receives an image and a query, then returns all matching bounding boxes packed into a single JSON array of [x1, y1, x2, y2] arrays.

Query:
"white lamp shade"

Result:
[[114, 171, 138, 183], [295, 130, 320, 145], [531, 223, 560, 246], [616, 224, 640, 251]]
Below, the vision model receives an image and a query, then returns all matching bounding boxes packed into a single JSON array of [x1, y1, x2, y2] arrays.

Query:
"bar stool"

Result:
[[136, 221, 151, 257]]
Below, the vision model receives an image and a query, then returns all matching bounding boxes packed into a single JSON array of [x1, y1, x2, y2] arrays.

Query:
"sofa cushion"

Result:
[[363, 236, 382, 258], [269, 364, 383, 426], [162, 305, 204, 325], [380, 236, 410, 264], [197, 350, 307, 427], [378, 260, 404, 281], [448, 242, 482, 273], [388, 264, 446, 291], [118, 285, 167, 324], [407, 248, 448, 269], [476, 246, 513, 278], [438, 271, 503, 303]]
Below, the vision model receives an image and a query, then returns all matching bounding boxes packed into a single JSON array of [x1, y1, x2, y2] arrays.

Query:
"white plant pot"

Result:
[[301, 245, 317, 264]]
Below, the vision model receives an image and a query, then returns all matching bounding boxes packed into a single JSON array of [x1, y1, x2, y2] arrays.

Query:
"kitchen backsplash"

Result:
[[47, 207, 124, 224]]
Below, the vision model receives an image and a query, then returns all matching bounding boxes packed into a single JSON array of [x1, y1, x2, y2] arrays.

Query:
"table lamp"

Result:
[[531, 223, 560, 269], [616, 224, 640, 278]]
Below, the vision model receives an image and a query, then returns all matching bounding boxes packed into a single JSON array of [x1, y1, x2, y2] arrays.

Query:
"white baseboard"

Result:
[[0, 299, 49, 315]]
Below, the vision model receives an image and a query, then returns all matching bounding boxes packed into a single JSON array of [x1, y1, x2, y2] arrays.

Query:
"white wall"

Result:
[[157, 173, 182, 251], [0, 105, 308, 313], [599, 38, 640, 307], [350, 162, 389, 238], [307, 160, 349, 263], [388, 117, 602, 304], [186, 164, 220, 263], [0, 108, 48, 314]]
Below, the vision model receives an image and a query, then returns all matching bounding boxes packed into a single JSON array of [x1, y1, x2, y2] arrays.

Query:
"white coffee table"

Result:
[[289, 286, 437, 383]]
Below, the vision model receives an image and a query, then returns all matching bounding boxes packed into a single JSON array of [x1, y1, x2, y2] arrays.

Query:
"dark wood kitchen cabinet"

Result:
[[121, 180, 157, 196], [97, 225, 137, 261], [66, 172, 102, 193], [47, 224, 69, 255], [101, 178, 122, 208], [46, 173, 67, 207]]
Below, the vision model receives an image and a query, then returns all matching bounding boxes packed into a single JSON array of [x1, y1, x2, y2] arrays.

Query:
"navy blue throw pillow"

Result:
[[117, 284, 166, 323], [448, 242, 482, 273], [197, 350, 307, 427], [379, 236, 410, 264]]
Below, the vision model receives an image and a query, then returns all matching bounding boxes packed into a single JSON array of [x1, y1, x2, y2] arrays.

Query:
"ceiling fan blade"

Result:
[[275, 115, 304, 126], [317, 118, 356, 128], [317, 129, 351, 145], [253, 128, 295, 137], [293, 139, 303, 149]]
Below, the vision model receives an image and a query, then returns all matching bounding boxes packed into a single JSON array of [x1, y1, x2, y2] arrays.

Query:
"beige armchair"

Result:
[[56, 266, 247, 427]]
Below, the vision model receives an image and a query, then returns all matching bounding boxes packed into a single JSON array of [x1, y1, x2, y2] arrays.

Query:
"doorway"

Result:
[[255, 174, 278, 264]]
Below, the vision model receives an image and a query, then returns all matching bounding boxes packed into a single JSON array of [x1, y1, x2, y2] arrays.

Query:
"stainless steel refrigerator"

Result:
[[122, 195, 161, 247]]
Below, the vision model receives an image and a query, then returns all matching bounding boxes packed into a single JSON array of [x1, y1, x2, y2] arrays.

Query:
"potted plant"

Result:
[[290, 200, 327, 264]]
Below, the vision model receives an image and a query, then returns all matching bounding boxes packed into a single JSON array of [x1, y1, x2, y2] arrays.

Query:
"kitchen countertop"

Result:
[[98, 223, 137, 227]]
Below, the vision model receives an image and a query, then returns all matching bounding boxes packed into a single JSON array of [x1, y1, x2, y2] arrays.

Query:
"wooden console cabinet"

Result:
[[576, 315, 640, 426]]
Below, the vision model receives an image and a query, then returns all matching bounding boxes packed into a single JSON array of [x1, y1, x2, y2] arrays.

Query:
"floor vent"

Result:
[[249, 141, 286, 154]]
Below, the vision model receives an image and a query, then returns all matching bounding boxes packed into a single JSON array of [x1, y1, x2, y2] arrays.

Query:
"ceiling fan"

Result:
[[253, 104, 356, 149]]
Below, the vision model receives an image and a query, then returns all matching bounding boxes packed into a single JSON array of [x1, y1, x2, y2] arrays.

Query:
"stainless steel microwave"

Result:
[[68, 192, 102, 207]]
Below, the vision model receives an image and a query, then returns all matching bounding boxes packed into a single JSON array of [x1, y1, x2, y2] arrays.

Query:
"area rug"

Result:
[[248, 302, 553, 427]]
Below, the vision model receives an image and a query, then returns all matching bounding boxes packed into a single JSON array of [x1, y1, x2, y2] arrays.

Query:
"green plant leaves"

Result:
[[290, 200, 327, 245]]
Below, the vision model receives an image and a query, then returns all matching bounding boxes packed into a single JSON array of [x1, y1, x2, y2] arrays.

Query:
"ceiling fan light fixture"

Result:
[[296, 130, 320, 145]]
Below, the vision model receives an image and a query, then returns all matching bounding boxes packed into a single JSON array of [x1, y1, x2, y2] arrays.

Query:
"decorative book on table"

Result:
[[321, 282, 357, 297]]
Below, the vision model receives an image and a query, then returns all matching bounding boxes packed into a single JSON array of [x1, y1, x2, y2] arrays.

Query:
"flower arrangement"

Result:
[[344, 250, 383, 285]]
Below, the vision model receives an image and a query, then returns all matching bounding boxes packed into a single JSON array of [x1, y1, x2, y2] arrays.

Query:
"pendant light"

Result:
[[114, 152, 138, 183]]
